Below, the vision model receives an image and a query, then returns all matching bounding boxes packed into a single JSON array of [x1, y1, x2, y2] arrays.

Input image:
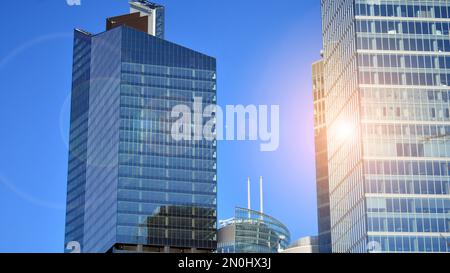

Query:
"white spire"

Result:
[[259, 176, 264, 214], [247, 177, 251, 210]]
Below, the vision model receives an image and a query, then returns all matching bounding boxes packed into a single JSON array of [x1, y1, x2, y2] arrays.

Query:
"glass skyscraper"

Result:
[[64, 1, 217, 253], [321, 0, 450, 252], [313, 58, 332, 253]]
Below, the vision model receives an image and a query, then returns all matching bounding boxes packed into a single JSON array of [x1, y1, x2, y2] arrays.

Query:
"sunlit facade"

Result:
[[217, 207, 291, 253], [313, 59, 332, 253], [321, 0, 450, 252], [65, 2, 217, 253]]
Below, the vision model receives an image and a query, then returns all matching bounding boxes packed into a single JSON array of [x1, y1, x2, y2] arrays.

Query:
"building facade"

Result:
[[217, 207, 291, 253], [129, 0, 165, 38], [313, 59, 332, 253], [64, 1, 217, 253], [321, 0, 450, 252], [281, 236, 319, 253]]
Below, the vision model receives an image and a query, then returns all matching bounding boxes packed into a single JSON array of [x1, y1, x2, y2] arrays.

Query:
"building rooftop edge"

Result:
[[219, 207, 290, 233], [129, 0, 164, 9]]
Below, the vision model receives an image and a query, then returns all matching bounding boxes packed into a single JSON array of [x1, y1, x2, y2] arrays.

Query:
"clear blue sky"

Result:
[[0, 0, 322, 252]]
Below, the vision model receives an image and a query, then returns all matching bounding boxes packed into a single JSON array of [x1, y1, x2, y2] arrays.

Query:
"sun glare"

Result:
[[336, 121, 355, 141]]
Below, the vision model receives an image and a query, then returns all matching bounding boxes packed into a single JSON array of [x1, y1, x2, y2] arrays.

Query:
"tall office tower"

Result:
[[64, 1, 217, 253], [312, 58, 332, 253], [321, 1, 450, 252]]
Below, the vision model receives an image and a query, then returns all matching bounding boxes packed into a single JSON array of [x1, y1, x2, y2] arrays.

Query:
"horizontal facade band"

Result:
[[357, 49, 450, 56], [368, 231, 450, 237], [365, 193, 450, 199], [356, 15, 450, 23]]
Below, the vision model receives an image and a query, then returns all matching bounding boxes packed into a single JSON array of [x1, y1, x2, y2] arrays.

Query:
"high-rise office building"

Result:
[[217, 208, 290, 253], [312, 58, 332, 253], [321, 0, 450, 252], [64, 1, 217, 253]]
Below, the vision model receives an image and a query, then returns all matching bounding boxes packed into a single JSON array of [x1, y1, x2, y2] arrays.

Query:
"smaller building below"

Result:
[[217, 207, 290, 253], [282, 236, 319, 253]]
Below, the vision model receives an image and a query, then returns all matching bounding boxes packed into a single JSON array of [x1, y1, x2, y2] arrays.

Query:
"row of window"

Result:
[[118, 165, 215, 182], [121, 85, 216, 101], [359, 54, 450, 71], [119, 142, 215, 159], [363, 141, 450, 160], [122, 63, 215, 81], [118, 177, 216, 194], [117, 202, 216, 216], [356, 20, 450, 36], [364, 160, 450, 177], [361, 87, 450, 102], [363, 123, 450, 138], [365, 176, 450, 195], [117, 189, 215, 205], [355, 3, 450, 19], [119, 154, 215, 170], [116, 226, 215, 240], [357, 36, 450, 52], [367, 235, 449, 253], [115, 235, 216, 250], [366, 197, 450, 214], [368, 216, 449, 233], [359, 71, 450, 86], [396, 143, 425, 157], [119, 130, 215, 148], [121, 94, 215, 107], [362, 103, 450, 121], [117, 214, 215, 229], [365, 178, 450, 195], [122, 74, 215, 91], [120, 96, 215, 112]]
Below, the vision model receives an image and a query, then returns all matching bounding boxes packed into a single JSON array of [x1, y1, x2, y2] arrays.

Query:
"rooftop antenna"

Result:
[[247, 177, 251, 210], [259, 176, 264, 214]]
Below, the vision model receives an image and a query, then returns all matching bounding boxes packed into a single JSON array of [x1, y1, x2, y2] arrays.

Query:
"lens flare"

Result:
[[336, 121, 355, 141]]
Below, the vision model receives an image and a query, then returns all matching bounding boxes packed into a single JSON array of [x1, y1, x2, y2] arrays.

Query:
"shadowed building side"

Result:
[[106, 12, 149, 34], [312, 58, 332, 253]]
